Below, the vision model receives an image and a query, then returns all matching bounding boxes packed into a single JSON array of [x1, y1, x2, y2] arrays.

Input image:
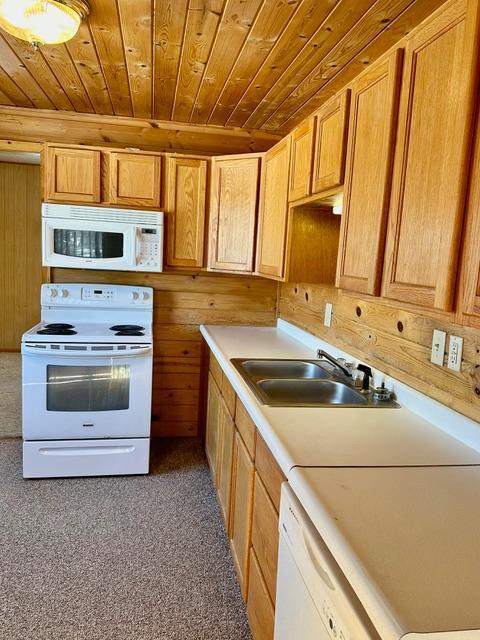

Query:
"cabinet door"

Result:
[[251, 472, 279, 603], [217, 403, 235, 532], [246, 548, 275, 640], [208, 156, 260, 273], [288, 119, 314, 202], [109, 153, 161, 208], [205, 373, 221, 480], [165, 157, 208, 268], [383, 0, 476, 310], [256, 137, 291, 280], [312, 89, 350, 194], [336, 52, 402, 295], [230, 429, 254, 599], [45, 147, 101, 203]]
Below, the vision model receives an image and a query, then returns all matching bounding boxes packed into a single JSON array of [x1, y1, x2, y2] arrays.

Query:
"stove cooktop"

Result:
[[24, 322, 152, 344]]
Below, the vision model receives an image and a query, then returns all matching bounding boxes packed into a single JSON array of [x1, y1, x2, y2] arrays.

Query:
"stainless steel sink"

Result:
[[257, 379, 367, 407], [230, 357, 399, 408], [240, 359, 331, 379]]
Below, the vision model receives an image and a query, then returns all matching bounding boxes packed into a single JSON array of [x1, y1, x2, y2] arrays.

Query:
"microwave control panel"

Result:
[[137, 227, 161, 271]]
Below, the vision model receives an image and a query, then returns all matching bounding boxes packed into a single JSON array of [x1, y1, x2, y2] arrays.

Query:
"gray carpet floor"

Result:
[[0, 438, 251, 640]]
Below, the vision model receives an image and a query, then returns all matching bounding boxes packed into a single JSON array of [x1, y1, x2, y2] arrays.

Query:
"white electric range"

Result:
[[21, 283, 154, 479]]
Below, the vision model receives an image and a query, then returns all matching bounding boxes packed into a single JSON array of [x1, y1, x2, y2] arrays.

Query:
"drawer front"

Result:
[[252, 472, 280, 603], [209, 353, 223, 388], [222, 375, 236, 418], [255, 433, 286, 512], [247, 547, 275, 640], [235, 399, 256, 460]]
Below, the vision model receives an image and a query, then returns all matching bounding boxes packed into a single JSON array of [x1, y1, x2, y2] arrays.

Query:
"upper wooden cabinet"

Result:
[[256, 138, 291, 280], [382, 0, 477, 310], [312, 90, 350, 195], [165, 156, 208, 268], [208, 155, 261, 274], [288, 119, 314, 202], [336, 52, 402, 296], [109, 152, 161, 208], [44, 147, 101, 204]]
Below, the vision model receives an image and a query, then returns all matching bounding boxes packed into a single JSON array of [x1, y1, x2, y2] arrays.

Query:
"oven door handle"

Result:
[[22, 345, 152, 357]]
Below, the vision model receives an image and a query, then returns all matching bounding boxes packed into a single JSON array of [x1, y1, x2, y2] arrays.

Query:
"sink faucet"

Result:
[[316, 349, 353, 377]]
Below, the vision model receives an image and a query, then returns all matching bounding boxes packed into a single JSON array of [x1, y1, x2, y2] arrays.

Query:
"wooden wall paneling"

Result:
[[87, 0, 133, 117], [208, 155, 261, 273], [227, 0, 351, 128], [108, 152, 162, 208], [0, 107, 281, 155], [207, 0, 302, 126], [288, 118, 314, 202], [190, 0, 264, 124], [153, 0, 189, 119], [336, 51, 402, 296], [44, 147, 101, 203], [165, 156, 208, 268], [65, 22, 114, 116], [53, 269, 277, 436], [0, 163, 45, 351], [255, 137, 291, 280], [276, 0, 449, 134], [0, 67, 29, 108], [117, 0, 153, 119], [278, 283, 480, 424], [172, 0, 226, 122], [312, 89, 350, 194], [382, 0, 477, 311]]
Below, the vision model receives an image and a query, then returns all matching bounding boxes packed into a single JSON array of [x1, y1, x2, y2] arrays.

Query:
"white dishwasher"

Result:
[[275, 483, 380, 640]]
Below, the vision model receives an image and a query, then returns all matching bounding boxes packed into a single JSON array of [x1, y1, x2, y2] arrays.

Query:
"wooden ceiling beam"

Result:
[[0, 106, 281, 155]]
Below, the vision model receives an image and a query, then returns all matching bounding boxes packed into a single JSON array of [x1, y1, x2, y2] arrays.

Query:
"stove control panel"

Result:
[[41, 284, 153, 308]]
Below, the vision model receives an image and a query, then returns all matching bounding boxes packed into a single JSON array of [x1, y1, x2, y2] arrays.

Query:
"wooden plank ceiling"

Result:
[[0, 0, 446, 135]]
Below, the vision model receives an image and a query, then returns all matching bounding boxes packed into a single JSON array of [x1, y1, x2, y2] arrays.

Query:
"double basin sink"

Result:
[[231, 358, 399, 408]]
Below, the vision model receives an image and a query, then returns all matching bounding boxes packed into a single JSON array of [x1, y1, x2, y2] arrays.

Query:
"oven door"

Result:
[[22, 349, 152, 440], [42, 217, 137, 270]]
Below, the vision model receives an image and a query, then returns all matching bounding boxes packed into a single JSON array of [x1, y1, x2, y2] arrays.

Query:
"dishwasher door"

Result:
[[274, 483, 380, 640]]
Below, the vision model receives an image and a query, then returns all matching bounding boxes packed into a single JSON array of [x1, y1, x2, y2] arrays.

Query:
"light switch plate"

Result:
[[448, 335, 463, 372], [431, 329, 446, 366], [324, 303, 333, 327]]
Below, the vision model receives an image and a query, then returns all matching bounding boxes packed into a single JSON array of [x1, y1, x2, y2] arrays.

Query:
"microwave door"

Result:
[[43, 218, 136, 270]]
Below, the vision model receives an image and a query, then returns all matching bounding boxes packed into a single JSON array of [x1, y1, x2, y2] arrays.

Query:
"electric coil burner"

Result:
[[21, 283, 154, 479]]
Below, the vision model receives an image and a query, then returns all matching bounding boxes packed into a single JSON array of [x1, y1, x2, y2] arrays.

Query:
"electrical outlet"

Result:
[[431, 329, 446, 366], [448, 335, 463, 372], [324, 303, 333, 327]]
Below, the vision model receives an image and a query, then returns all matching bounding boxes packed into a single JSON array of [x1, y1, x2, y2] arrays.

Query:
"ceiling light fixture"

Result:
[[0, 0, 89, 49]]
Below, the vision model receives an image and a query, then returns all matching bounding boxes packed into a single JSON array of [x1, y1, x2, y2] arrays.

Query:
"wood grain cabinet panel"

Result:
[[165, 156, 208, 268], [255, 433, 286, 513], [312, 90, 350, 194], [251, 472, 280, 603], [230, 429, 255, 600], [256, 137, 291, 280], [205, 373, 221, 480], [109, 152, 161, 208], [246, 547, 275, 640], [44, 147, 101, 203], [288, 119, 314, 202], [217, 401, 235, 531], [336, 51, 402, 296], [208, 155, 260, 274], [382, 0, 477, 310], [234, 400, 256, 460]]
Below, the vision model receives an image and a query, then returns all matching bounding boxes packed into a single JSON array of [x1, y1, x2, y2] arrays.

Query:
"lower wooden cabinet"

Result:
[[247, 547, 275, 640], [251, 472, 279, 602], [230, 430, 255, 600], [205, 373, 221, 478], [216, 405, 235, 530]]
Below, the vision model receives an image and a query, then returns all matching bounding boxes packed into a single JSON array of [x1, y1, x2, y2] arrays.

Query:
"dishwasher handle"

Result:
[[301, 527, 335, 591]]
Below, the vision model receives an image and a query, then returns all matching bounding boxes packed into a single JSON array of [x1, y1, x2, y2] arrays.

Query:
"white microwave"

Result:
[[42, 203, 164, 272]]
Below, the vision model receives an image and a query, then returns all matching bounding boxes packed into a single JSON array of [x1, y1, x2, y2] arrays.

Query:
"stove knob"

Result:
[[129, 291, 139, 301], [61, 289, 69, 298], [49, 289, 58, 298], [142, 292, 150, 301]]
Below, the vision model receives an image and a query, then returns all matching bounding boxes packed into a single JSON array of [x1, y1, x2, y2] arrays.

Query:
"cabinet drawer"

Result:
[[235, 400, 256, 460], [255, 433, 286, 512], [252, 472, 279, 603], [209, 353, 223, 388], [221, 375, 236, 418], [247, 547, 275, 640]]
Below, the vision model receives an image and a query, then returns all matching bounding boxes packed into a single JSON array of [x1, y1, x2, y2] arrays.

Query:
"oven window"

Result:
[[46, 365, 130, 412], [53, 229, 124, 259]]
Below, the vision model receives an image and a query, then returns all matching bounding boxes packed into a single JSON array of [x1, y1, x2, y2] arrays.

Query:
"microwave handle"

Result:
[[135, 227, 142, 265]]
